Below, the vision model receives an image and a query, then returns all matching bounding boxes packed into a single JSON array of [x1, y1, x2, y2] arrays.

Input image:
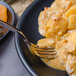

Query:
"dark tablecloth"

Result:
[[0, 34, 31, 76]]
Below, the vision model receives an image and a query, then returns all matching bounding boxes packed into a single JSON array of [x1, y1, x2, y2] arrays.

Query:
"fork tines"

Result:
[[35, 46, 57, 59]]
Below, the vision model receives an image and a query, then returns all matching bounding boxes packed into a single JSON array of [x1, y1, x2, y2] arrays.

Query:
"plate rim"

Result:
[[15, 0, 40, 76], [0, 1, 16, 40]]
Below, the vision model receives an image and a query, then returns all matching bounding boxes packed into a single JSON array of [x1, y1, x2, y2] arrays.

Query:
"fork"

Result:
[[0, 20, 57, 59]]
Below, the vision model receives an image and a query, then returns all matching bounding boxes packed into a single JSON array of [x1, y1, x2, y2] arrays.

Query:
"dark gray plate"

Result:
[[0, 1, 16, 41], [15, 0, 68, 76]]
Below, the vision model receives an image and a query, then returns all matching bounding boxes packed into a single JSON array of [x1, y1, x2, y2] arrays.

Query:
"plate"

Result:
[[0, 1, 17, 41], [15, 0, 68, 76]]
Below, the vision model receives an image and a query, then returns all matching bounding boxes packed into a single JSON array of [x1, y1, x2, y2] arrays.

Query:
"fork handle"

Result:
[[0, 20, 31, 47], [0, 20, 18, 33]]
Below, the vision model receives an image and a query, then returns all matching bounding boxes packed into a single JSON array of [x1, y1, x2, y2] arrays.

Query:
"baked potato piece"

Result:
[[56, 39, 69, 64], [66, 54, 76, 76], [65, 31, 76, 54], [37, 38, 55, 48], [38, 11, 50, 36], [68, 15, 76, 29], [63, 5, 76, 20], [45, 18, 68, 38]]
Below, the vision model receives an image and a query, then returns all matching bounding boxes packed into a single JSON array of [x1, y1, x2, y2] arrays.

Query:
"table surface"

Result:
[[0, 34, 31, 76], [11, 0, 34, 16]]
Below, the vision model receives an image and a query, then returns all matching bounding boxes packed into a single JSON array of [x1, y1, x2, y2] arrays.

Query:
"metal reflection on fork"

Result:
[[0, 20, 57, 59]]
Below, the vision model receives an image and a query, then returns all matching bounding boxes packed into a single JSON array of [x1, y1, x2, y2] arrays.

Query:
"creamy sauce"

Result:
[[37, 0, 76, 76]]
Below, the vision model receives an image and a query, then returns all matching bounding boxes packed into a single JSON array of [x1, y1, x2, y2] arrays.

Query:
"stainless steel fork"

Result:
[[0, 20, 57, 59]]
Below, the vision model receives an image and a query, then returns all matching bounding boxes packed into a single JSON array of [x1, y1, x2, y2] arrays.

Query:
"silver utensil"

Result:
[[0, 20, 57, 59]]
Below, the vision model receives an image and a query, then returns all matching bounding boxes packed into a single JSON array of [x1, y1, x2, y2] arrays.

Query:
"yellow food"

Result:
[[64, 31, 76, 54], [0, 5, 7, 22], [63, 5, 76, 20], [66, 54, 76, 76], [37, 0, 76, 76], [68, 15, 76, 29], [45, 18, 68, 38], [37, 38, 55, 48]]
